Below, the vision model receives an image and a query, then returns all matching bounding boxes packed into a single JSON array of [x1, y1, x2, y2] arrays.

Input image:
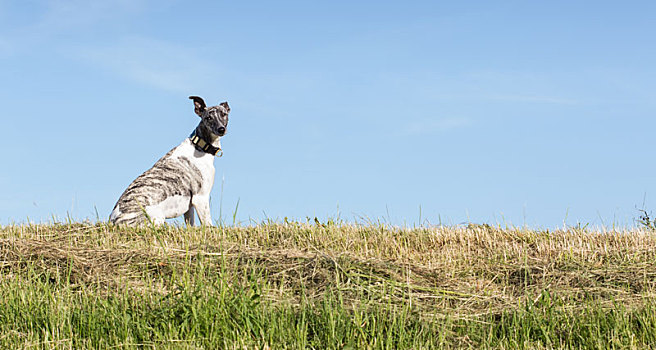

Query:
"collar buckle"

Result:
[[190, 131, 222, 157]]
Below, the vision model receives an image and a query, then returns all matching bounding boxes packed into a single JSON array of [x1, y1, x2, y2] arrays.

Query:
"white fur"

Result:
[[109, 204, 121, 222], [158, 138, 217, 225], [145, 195, 192, 224], [110, 204, 141, 223]]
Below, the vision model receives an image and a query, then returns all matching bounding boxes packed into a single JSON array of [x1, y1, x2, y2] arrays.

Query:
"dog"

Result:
[[110, 96, 230, 226]]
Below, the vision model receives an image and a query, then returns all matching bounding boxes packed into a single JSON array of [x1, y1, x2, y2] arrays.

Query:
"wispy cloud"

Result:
[[402, 117, 472, 136], [2, 0, 212, 93], [73, 36, 219, 93], [33, 0, 147, 33], [432, 93, 580, 105], [1, 0, 150, 56], [463, 71, 582, 105], [484, 94, 579, 105]]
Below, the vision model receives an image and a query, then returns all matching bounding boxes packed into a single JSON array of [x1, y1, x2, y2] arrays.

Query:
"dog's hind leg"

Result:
[[184, 207, 195, 227]]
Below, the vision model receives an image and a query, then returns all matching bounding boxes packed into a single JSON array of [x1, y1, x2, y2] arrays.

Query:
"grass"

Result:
[[1, 221, 656, 348]]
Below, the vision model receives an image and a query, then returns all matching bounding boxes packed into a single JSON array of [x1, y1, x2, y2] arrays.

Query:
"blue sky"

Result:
[[1, 1, 655, 228]]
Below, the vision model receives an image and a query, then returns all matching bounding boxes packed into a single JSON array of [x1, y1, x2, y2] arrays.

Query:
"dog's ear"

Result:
[[219, 101, 230, 114], [189, 96, 206, 116]]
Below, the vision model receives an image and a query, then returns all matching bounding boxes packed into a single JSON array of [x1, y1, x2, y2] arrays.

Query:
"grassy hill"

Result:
[[1, 222, 656, 348]]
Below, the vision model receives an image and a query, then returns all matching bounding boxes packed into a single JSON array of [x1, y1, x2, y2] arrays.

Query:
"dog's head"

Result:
[[189, 96, 230, 136]]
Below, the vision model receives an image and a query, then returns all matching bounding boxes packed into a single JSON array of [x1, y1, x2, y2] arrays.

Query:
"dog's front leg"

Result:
[[184, 207, 195, 227], [192, 195, 213, 226]]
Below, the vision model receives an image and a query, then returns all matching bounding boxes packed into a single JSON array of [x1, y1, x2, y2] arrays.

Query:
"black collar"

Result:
[[189, 130, 222, 157]]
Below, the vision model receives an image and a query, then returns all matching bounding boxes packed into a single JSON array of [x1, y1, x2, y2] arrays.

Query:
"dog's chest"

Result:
[[166, 139, 216, 193]]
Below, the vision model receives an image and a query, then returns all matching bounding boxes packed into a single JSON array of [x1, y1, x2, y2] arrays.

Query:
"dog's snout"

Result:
[[217, 127, 226, 135]]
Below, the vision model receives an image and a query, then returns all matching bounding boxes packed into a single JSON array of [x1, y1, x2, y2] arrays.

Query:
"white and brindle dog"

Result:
[[110, 96, 230, 226]]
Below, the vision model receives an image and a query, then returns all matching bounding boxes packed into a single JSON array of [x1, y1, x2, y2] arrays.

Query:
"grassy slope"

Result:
[[1, 222, 656, 349]]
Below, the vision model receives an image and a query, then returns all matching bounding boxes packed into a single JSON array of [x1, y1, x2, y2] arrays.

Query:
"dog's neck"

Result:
[[190, 123, 222, 155]]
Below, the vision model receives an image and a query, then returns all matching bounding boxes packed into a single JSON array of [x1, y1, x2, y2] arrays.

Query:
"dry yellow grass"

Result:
[[2, 222, 656, 318]]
